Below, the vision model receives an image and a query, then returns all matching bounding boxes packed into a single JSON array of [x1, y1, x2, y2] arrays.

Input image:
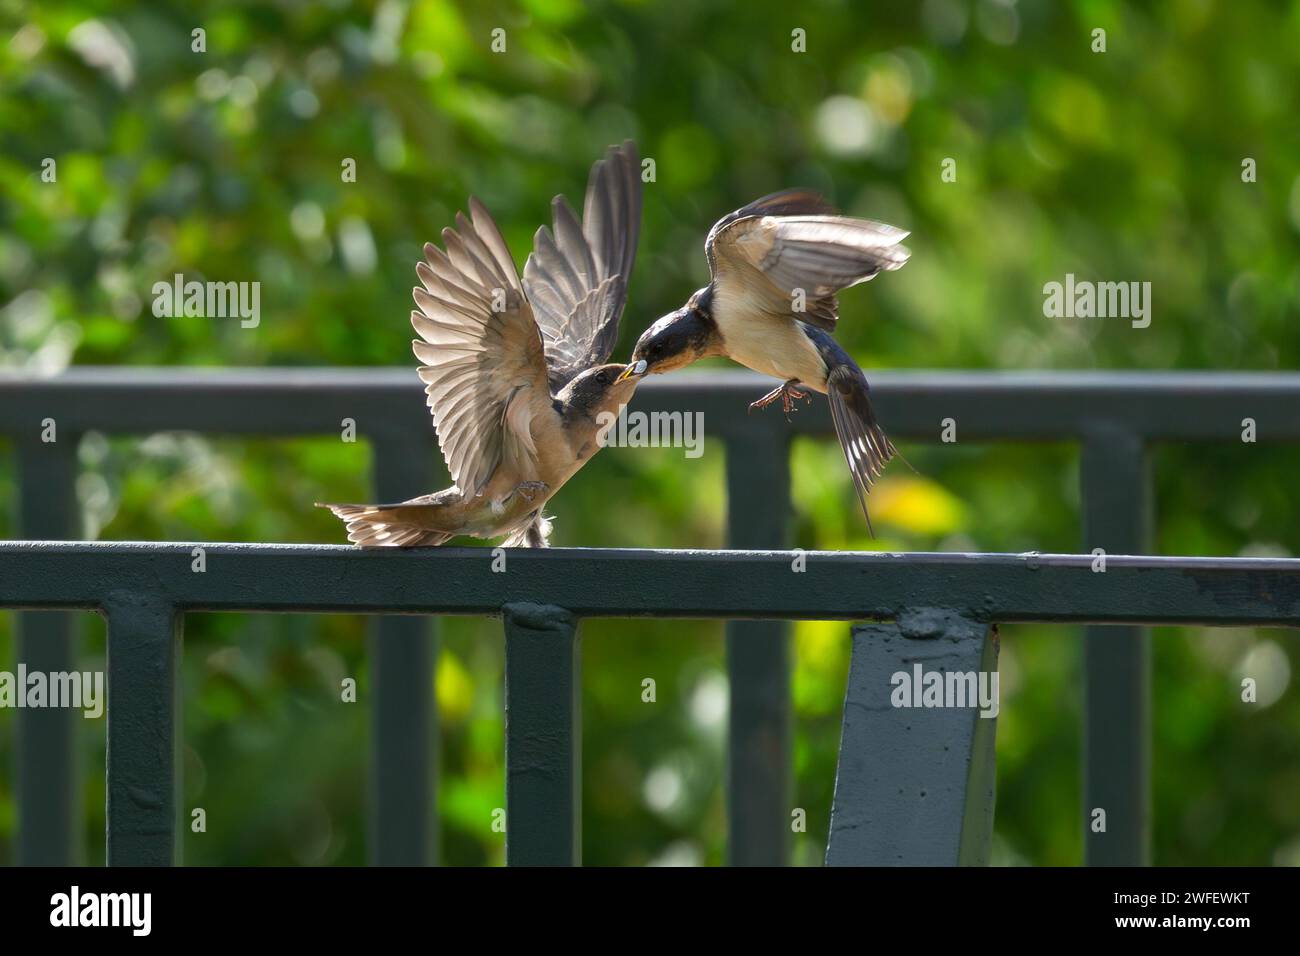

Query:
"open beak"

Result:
[[616, 359, 648, 383]]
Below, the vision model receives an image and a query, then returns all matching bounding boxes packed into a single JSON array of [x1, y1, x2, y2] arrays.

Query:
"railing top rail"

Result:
[[1, 542, 1297, 626], [2, 368, 1299, 440]]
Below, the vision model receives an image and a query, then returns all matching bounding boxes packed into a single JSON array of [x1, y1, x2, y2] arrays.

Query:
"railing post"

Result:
[[503, 602, 580, 866], [367, 433, 437, 866], [104, 594, 182, 866], [1081, 427, 1152, 866], [15, 436, 80, 866], [826, 610, 999, 866], [724, 424, 792, 866]]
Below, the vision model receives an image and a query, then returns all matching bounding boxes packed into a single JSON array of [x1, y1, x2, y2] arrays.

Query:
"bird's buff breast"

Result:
[[464, 429, 587, 534], [714, 302, 828, 391], [444, 464, 550, 535]]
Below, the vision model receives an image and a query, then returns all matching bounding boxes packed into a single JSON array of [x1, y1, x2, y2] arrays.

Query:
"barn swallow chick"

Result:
[[625, 190, 910, 532], [320, 142, 644, 547]]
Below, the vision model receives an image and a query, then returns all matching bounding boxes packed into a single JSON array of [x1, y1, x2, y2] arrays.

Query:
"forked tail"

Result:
[[825, 364, 897, 537]]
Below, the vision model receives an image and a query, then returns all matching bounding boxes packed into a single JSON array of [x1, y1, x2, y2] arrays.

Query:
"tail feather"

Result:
[[317, 502, 453, 548], [825, 365, 897, 537]]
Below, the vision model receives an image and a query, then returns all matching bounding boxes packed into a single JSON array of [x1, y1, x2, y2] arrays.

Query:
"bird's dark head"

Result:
[[558, 361, 643, 421], [624, 287, 718, 377]]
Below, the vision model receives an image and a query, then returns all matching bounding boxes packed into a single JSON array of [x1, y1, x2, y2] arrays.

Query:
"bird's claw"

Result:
[[750, 381, 809, 420], [512, 480, 549, 503]]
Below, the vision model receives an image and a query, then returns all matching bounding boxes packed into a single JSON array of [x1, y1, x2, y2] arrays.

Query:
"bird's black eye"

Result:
[[597, 370, 610, 384]]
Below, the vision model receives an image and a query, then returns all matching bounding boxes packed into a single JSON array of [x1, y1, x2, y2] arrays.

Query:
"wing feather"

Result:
[[410, 202, 552, 495], [523, 140, 642, 389], [706, 190, 911, 333]]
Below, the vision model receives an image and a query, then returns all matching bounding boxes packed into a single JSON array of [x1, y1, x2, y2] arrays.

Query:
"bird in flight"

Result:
[[320, 141, 645, 547], [624, 189, 910, 532]]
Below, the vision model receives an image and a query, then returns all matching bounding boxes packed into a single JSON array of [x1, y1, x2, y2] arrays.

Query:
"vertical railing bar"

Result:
[[15, 436, 81, 866], [503, 602, 580, 866], [723, 424, 792, 866], [105, 594, 182, 866], [367, 431, 438, 866], [826, 610, 999, 866], [1080, 426, 1152, 866]]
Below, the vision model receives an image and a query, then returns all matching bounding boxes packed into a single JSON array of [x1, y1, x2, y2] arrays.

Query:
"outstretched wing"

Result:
[[706, 189, 911, 332], [411, 198, 553, 496], [523, 140, 642, 389]]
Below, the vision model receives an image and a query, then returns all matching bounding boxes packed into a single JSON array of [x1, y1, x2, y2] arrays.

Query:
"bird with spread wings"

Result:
[[625, 189, 910, 533], [320, 141, 646, 547]]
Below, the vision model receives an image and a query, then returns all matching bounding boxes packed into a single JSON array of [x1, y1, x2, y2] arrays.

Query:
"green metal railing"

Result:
[[2, 368, 1299, 866]]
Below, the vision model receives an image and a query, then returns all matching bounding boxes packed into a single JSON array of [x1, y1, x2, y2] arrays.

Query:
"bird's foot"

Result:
[[748, 380, 810, 420], [509, 480, 550, 504]]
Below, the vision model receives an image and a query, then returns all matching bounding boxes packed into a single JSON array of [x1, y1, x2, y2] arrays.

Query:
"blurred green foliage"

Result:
[[1, 0, 1299, 865]]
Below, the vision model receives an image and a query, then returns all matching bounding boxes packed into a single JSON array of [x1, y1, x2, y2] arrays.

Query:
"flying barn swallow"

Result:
[[320, 141, 645, 547], [624, 190, 910, 532]]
